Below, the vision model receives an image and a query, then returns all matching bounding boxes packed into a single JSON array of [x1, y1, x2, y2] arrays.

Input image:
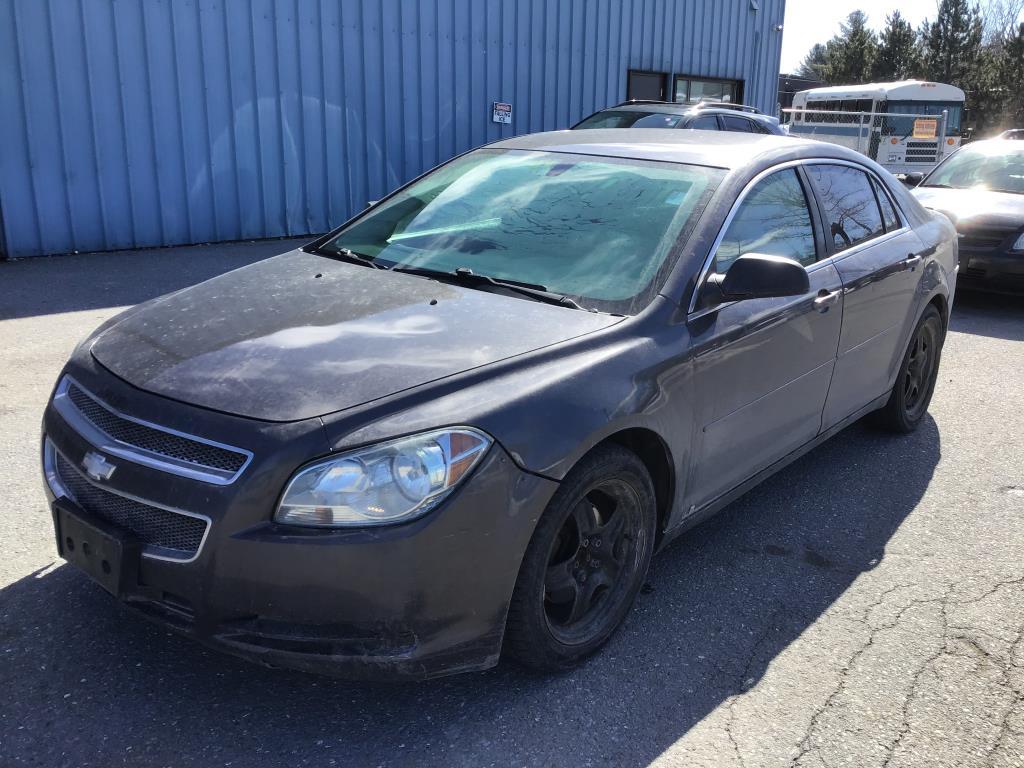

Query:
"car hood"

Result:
[[90, 249, 620, 421], [911, 186, 1024, 228]]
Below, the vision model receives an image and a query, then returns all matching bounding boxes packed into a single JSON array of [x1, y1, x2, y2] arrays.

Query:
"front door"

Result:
[[686, 167, 844, 509], [806, 165, 926, 430]]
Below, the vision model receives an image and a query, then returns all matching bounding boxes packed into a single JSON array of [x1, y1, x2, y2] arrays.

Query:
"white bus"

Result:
[[786, 80, 965, 174]]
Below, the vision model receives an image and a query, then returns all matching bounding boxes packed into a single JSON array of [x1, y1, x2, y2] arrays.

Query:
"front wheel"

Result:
[[871, 304, 944, 433], [504, 445, 656, 670]]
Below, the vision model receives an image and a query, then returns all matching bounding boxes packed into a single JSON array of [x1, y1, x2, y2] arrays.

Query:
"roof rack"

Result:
[[614, 99, 765, 115], [615, 99, 679, 106], [693, 101, 764, 114]]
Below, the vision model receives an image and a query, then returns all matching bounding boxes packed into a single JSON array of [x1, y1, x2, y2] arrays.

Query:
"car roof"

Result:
[[488, 128, 846, 170]]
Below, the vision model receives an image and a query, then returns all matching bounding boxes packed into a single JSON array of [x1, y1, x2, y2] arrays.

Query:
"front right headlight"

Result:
[[274, 428, 492, 528]]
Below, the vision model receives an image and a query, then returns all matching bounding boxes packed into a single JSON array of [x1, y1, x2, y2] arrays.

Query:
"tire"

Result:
[[871, 304, 944, 433], [504, 444, 657, 671]]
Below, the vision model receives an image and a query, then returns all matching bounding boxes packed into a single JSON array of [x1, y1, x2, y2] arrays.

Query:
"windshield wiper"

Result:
[[392, 265, 588, 311], [315, 246, 387, 269], [919, 182, 954, 189]]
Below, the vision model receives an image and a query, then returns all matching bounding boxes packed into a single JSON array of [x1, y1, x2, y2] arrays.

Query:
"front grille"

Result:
[[958, 227, 1017, 255], [56, 452, 207, 559], [65, 381, 248, 476]]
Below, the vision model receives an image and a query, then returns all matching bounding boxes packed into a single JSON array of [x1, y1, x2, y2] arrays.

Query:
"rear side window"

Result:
[[714, 168, 818, 273], [688, 115, 719, 130], [871, 177, 901, 232], [720, 115, 752, 133], [807, 165, 885, 251]]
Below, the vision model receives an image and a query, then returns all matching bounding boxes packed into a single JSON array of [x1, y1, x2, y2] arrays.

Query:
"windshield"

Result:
[[574, 110, 683, 129], [319, 149, 722, 314], [885, 101, 963, 135], [923, 143, 1024, 194]]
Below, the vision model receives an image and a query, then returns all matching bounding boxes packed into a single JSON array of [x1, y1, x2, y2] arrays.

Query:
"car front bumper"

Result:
[[42, 362, 557, 680]]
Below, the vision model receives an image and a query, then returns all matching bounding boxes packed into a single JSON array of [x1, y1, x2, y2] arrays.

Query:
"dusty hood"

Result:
[[90, 249, 619, 421]]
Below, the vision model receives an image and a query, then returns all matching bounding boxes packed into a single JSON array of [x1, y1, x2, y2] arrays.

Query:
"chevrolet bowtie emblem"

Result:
[[82, 451, 116, 482]]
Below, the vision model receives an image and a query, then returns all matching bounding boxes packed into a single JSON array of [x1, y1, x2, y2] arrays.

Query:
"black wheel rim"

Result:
[[542, 478, 645, 645], [903, 319, 938, 419]]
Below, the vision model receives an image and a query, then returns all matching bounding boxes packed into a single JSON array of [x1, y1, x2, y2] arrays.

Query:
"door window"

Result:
[[807, 165, 885, 251], [871, 177, 901, 232], [714, 168, 817, 274], [720, 115, 753, 133], [688, 115, 720, 130]]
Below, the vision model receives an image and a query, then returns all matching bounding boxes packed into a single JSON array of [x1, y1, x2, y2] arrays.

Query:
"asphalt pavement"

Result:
[[1, 241, 1023, 767]]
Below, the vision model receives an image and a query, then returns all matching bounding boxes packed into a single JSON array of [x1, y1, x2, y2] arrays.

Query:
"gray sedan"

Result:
[[42, 130, 957, 679]]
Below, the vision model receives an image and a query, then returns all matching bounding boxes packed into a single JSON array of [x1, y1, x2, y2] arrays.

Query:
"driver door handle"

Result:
[[813, 289, 841, 312]]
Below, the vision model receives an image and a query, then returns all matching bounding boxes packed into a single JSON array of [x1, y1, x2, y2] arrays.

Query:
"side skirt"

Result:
[[659, 390, 891, 549]]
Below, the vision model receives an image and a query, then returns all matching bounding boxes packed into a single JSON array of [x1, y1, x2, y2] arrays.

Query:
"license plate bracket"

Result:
[[54, 500, 141, 597]]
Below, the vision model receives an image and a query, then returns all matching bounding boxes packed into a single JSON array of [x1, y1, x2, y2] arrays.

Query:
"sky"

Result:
[[779, 0, 942, 74]]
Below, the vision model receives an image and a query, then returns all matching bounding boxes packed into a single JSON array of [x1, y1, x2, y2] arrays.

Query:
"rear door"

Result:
[[686, 115, 721, 130], [720, 115, 753, 133], [807, 164, 925, 430], [686, 166, 844, 509]]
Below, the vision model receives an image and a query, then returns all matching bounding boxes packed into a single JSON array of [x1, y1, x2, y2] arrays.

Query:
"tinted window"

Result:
[[720, 115, 752, 133], [689, 115, 719, 130], [808, 165, 885, 251], [714, 169, 817, 273], [871, 177, 901, 231], [575, 110, 681, 129]]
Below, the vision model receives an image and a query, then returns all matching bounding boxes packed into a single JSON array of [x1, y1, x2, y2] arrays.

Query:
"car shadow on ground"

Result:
[[0, 238, 308, 321], [0, 417, 940, 766], [950, 289, 1024, 341]]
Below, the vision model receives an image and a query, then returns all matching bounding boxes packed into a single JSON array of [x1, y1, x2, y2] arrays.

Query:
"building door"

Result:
[[627, 70, 667, 101]]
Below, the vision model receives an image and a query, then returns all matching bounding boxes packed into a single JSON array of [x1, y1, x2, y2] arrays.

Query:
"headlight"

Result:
[[274, 428, 492, 527], [1012, 232, 1024, 251]]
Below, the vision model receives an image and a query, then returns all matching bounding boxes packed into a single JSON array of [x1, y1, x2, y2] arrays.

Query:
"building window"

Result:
[[674, 76, 741, 105], [627, 70, 669, 101]]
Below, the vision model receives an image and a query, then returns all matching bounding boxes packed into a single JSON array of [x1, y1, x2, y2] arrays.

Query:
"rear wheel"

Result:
[[871, 305, 944, 433], [504, 445, 656, 670]]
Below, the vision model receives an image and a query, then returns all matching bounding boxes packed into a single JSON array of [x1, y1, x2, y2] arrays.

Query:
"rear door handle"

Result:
[[902, 253, 922, 271], [813, 289, 841, 312]]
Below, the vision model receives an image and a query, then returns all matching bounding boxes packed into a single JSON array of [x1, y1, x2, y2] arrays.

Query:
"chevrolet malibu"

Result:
[[42, 130, 957, 679]]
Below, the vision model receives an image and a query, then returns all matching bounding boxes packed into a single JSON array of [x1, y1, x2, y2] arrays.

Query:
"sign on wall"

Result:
[[492, 102, 512, 124]]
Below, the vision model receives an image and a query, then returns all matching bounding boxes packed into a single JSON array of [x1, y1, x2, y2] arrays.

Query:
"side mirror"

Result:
[[714, 253, 810, 301], [903, 172, 924, 187]]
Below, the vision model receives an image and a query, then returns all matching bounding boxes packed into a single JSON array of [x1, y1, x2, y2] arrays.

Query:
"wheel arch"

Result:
[[592, 427, 675, 547]]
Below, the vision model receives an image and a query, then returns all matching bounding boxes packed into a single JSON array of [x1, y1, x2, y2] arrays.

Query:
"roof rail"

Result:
[[693, 101, 764, 114], [615, 99, 679, 106]]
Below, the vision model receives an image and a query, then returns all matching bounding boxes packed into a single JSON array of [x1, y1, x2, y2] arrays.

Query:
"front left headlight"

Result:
[[274, 428, 492, 528]]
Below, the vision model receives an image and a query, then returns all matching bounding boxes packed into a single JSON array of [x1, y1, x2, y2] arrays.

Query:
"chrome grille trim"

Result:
[[53, 376, 252, 485], [45, 439, 211, 563]]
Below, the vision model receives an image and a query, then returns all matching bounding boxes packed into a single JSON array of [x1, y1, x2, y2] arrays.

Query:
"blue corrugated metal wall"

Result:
[[0, 0, 785, 258]]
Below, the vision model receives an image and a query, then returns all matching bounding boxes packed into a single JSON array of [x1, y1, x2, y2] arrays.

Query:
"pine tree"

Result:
[[797, 43, 829, 81], [1001, 22, 1024, 126], [921, 0, 984, 83], [827, 11, 878, 84], [872, 11, 921, 81]]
